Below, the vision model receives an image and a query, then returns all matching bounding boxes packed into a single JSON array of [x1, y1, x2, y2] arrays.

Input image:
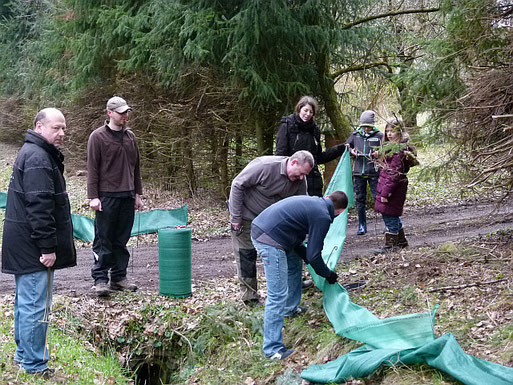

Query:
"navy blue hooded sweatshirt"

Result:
[[251, 195, 335, 279]]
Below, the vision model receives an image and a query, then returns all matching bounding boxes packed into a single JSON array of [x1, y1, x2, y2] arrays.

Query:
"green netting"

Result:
[[71, 206, 188, 242], [0, 192, 6, 209], [158, 228, 192, 298], [1, 193, 187, 242], [302, 151, 513, 384]]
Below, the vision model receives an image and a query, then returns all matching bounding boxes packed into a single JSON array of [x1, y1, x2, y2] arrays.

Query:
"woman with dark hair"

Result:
[[275, 96, 346, 197], [374, 117, 419, 251]]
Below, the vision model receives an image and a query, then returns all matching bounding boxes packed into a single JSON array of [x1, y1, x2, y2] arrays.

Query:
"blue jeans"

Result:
[[382, 214, 402, 234], [252, 238, 303, 357], [14, 269, 54, 373]]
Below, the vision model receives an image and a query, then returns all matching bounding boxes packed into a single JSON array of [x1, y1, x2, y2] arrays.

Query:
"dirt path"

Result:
[[1, 200, 512, 296]]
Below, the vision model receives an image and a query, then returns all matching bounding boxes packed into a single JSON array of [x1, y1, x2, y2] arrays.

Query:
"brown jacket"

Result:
[[87, 123, 143, 198]]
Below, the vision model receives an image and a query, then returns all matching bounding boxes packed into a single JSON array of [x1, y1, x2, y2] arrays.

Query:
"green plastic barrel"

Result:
[[158, 228, 192, 298]]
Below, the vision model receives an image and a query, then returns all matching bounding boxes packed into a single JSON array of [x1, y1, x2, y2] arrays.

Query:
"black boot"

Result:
[[397, 228, 408, 248], [357, 208, 367, 235]]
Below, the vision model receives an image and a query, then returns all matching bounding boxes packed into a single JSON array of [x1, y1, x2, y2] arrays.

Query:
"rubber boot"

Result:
[[357, 208, 367, 235], [397, 228, 408, 248]]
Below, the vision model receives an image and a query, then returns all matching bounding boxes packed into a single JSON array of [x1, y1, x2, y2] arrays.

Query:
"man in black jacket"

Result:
[[2, 108, 76, 378]]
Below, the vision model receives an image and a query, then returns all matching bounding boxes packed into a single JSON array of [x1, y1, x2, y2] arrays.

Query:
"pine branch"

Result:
[[342, 7, 440, 30]]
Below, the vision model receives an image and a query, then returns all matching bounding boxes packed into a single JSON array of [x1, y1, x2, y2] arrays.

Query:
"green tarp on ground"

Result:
[[302, 151, 513, 384], [303, 333, 513, 385], [1, 191, 188, 242]]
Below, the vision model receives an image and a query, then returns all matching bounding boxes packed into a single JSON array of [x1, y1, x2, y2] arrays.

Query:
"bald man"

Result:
[[1, 108, 76, 378]]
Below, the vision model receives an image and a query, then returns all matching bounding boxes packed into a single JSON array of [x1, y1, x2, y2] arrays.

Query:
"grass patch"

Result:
[[0, 295, 133, 385]]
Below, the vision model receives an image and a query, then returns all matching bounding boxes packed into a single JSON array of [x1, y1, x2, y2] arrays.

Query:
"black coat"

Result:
[[1, 130, 76, 275], [275, 113, 344, 196]]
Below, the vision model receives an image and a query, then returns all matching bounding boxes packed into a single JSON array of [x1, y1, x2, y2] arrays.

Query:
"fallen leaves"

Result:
[[350, 230, 513, 364]]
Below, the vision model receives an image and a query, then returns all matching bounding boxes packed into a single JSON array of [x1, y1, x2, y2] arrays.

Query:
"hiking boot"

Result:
[[243, 298, 263, 307], [94, 282, 110, 297], [385, 232, 399, 249], [302, 279, 314, 289], [374, 232, 399, 254], [397, 228, 408, 248], [240, 277, 258, 304], [286, 306, 308, 318], [267, 348, 296, 360], [33, 368, 55, 379], [110, 279, 137, 292]]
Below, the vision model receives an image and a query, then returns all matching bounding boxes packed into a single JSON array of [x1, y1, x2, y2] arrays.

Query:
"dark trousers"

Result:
[[353, 175, 378, 224], [91, 196, 135, 284], [230, 218, 259, 301], [306, 173, 323, 197]]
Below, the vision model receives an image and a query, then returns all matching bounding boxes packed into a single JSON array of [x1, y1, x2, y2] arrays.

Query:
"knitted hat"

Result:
[[359, 110, 376, 127]]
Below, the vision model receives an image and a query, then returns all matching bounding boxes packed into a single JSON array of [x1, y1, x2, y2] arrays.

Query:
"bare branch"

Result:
[[426, 279, 507, 292], [343, 8, 440, 30], [331, 61, 394, 80]]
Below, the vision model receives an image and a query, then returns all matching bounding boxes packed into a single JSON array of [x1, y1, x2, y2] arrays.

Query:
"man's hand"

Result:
[[135, 194, 144, 210], [40, 252, 56, 267], [326, 271, 338, 284], [89, 198, 102, 211], [230, 222, 242, 231]]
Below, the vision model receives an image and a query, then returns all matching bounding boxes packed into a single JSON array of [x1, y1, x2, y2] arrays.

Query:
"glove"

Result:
[[326, 271, 338, 284]]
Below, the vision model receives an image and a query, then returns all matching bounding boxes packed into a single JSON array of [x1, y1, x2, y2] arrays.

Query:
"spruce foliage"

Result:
[[2, 0, 510, 197]]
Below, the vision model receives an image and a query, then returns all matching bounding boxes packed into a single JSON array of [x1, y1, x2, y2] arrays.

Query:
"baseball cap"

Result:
[[106, 96, 132, 113]]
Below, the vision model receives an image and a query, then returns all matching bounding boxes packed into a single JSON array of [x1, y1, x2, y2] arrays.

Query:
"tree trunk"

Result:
[[317, 50, 353, 140], [181, 125, 196, 196], [255, 115, 274, 155], [396, 82, 418, 132], [219, 131, 229, 199], [321, 81, 353, 141], [210, 127, 219, 175], [234, 130, 243, 174]]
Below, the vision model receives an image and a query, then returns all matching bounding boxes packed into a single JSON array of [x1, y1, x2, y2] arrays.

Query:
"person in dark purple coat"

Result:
[[374, 118, 419, 251]]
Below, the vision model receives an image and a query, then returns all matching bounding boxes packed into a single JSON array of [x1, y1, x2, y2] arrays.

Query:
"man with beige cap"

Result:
[[87, 96, 143, 296]]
